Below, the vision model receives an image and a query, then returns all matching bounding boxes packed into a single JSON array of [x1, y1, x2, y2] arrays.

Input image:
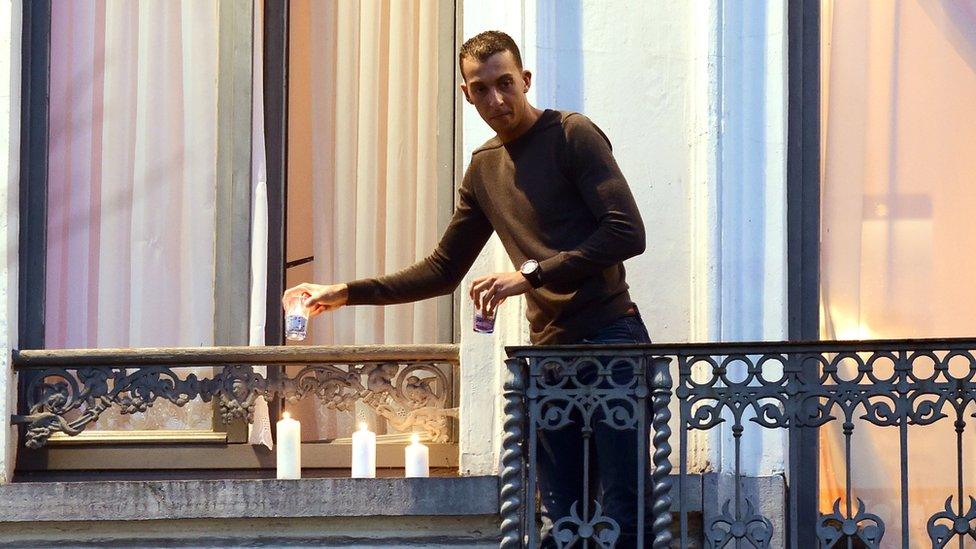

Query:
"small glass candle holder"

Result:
[[284, 296, 309, 341], [473, 306, 495, 334]]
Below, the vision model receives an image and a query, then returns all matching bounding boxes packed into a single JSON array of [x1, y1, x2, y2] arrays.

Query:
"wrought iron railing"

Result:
[[11, 345, 459, 449], [502, 338, 976, 548]]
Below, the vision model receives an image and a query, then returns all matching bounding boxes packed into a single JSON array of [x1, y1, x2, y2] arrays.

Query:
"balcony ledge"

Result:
[[0, 476, 499, 523]]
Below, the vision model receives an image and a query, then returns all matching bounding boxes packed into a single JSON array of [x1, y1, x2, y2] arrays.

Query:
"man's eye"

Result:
[[500, 80, 512, 89]]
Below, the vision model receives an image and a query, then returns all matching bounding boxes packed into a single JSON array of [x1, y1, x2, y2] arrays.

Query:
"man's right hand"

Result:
[[282, 283, 349, 318]]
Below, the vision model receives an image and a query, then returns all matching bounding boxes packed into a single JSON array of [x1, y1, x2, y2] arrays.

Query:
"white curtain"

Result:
[[286, 0, 449, 440], [46, 0, 219, 431], [819, 0, 976, 545], [248, 0, 273, 449]]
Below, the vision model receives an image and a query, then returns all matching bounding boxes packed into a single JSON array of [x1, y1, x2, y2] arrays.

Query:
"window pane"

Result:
[[819, 1, 976, 543], [45, 1, 222, 431], [285, 0, 455, 441]]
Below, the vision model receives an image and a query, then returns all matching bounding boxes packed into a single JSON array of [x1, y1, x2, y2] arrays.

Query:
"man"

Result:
[[283, 30, 650, 547]]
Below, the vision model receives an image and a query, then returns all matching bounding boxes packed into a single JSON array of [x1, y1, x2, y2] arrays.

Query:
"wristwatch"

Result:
[[519, 259, 543, 288]]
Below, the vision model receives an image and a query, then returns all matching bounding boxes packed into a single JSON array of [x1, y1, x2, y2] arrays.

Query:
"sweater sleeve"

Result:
[[345, 175, 493, 305], [538, 114, 646, 287]]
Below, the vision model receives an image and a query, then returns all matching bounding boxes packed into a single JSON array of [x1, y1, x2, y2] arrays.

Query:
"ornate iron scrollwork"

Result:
[[927, 496, 976, 547], [551, 501, 620, 549], [14, 357, 456, 448], [528, 355, 643, 548], [705, 498, 773, 549], [817, 498, 885, 548], [505, 340, 976, 547], [505, 351, 672, 548]]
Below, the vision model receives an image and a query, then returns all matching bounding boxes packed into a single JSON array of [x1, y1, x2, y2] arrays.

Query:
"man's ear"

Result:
[[460, 83, 473, 104], [522, 69, 532, 93]]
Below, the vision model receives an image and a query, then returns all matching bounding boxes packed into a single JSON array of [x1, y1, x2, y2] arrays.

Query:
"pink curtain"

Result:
[[46, 1, 219, 431]]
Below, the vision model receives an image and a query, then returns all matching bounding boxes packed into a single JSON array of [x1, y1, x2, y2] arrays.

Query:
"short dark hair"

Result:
[[458, 30, 523, 80]]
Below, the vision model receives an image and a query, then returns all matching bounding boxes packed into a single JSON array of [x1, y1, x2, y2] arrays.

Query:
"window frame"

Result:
[[17, 0, 255, 454], [15, 0, 278, 469], [785, 0, 821, 547], [15, 0, 462, 475], [16, 0, 51, 471], [279, 0, 460, 444]]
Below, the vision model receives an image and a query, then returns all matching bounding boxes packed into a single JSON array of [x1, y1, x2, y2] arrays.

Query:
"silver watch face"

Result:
[[521, 260, 539, 275]]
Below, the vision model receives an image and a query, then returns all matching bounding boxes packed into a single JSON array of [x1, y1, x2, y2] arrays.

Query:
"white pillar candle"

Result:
[[276, 412, 301, 479], [404, 433, 429, 478], [351, 422, 376, 478]]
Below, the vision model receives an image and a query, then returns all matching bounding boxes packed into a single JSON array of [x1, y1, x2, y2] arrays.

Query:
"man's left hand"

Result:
[[470, 271, 532, 316]]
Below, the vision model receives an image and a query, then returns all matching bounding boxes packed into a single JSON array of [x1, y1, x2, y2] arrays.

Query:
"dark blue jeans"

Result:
[[537, 309, 652, 549]]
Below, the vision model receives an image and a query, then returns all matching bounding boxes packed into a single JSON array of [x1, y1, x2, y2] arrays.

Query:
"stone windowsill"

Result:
[[0, 476, 500, 523], [0, 472, 761, 524]]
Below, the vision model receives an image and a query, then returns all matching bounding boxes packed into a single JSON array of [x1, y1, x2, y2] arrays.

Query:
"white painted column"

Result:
[[687, 0, 724, 475], [686, 3, 789, 543], [457, 0, 532, 476], [716, 0, 789, 478], [688, 0, 789, 478], [0, 0, 22, 484]]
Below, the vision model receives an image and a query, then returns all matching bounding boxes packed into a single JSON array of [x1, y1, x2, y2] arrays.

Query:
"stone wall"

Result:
[[0, 477, 501, 547], [0, 0, 22, 486]]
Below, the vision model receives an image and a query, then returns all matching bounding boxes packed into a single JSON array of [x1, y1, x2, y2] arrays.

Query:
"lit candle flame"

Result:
[[359, 422, 369, 432], [283, 411, 291, 420], [411, 433, 420, 445]]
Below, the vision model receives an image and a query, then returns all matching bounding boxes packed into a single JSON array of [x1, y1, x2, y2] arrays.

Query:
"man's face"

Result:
[[460, 50, 533, 138]]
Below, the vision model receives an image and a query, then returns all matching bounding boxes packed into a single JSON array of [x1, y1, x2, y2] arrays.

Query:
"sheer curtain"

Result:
[[248, 0, 274, 449], [819, 0, 976, 544], [46, 1, 219, 431], [287, 0, 450, 440]]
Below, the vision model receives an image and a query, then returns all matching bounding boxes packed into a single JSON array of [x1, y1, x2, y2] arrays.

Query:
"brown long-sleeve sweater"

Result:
[[346, 110, 646, 344]]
